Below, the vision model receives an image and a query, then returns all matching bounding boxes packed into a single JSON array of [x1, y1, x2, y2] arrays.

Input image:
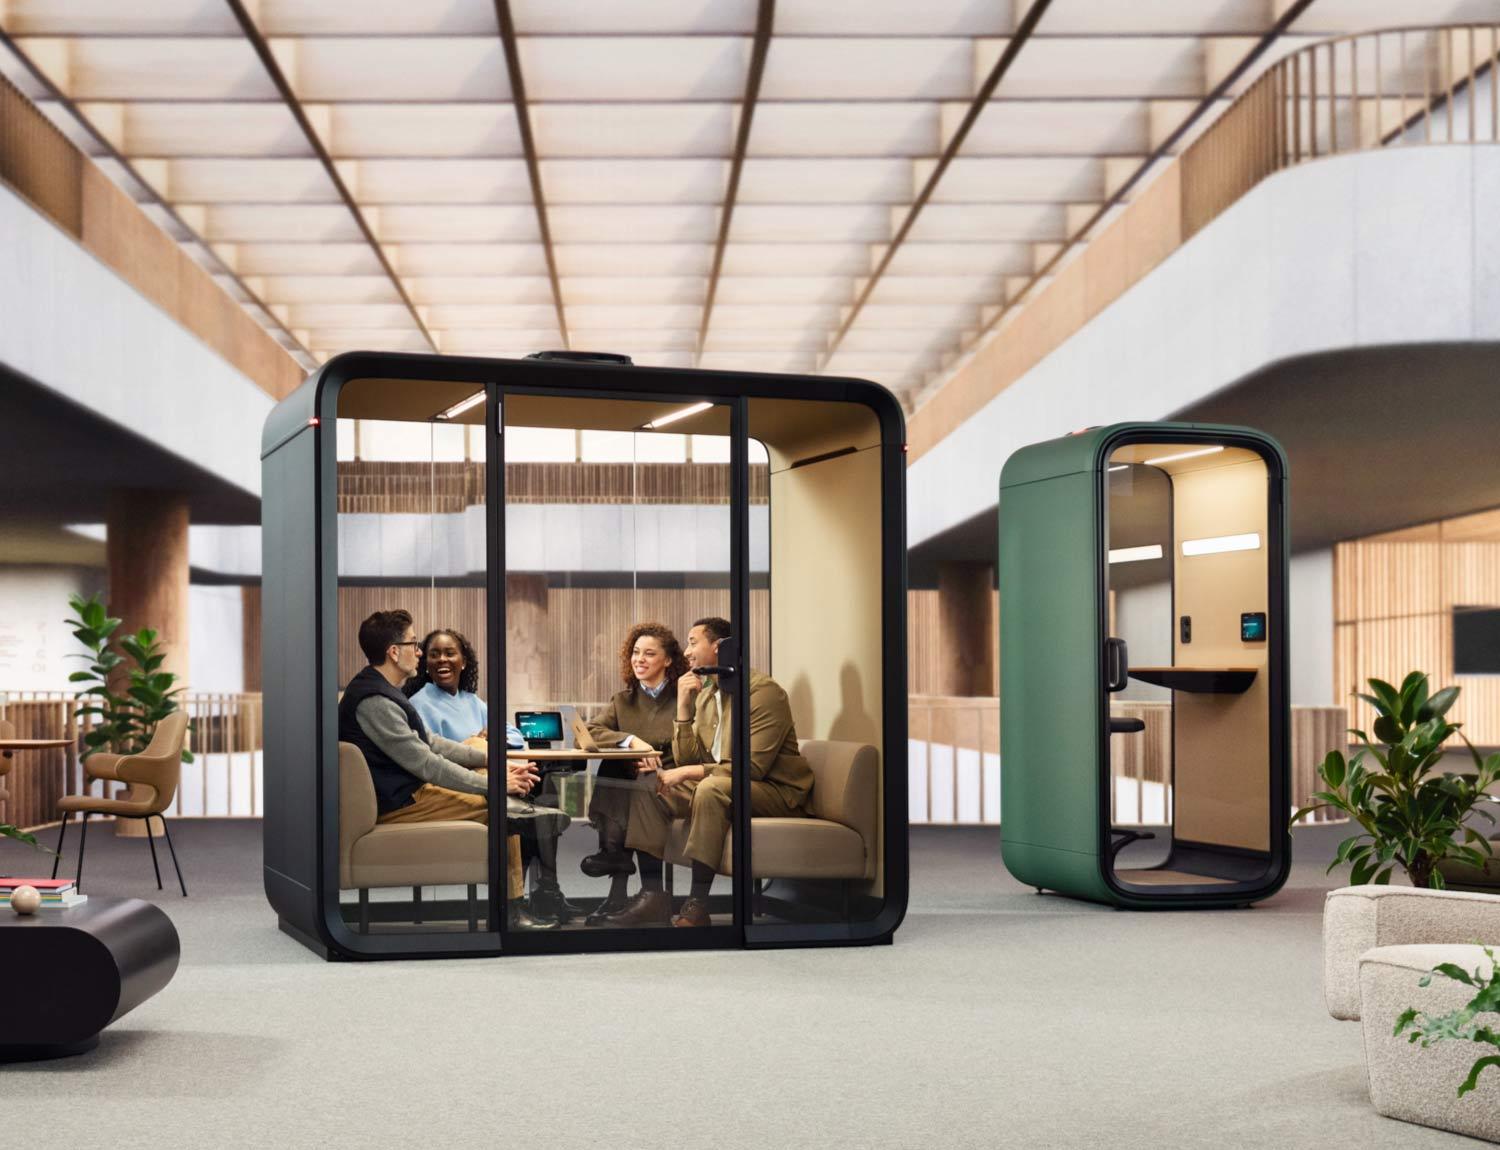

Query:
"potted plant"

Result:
[[1292, 672, 1500, 888], [1396, 946, 1500, 1098], [65, 592, 192, 763]]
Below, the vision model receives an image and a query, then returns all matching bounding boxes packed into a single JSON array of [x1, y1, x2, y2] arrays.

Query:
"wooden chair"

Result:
[[0, 718, 13, 807], [53, 711, 189, 896]]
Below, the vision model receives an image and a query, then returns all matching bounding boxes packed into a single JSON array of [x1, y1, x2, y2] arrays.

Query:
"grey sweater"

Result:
[[354, 696, 489, 795]]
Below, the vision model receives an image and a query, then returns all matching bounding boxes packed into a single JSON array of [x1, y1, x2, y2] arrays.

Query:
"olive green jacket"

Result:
[[586, 684, 678, 767], [673, 671, 813, 809]]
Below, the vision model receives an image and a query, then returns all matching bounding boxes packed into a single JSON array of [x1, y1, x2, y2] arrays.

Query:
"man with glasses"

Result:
[[337, 609, 568, 928]]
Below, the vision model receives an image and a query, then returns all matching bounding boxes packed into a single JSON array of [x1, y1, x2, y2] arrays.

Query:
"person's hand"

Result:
[[477, 727, 488, 740], [676, 671, 703, 719], [655, 765, 688, 793], [505, 759, 539, 796], [635, 753, 663, 774]]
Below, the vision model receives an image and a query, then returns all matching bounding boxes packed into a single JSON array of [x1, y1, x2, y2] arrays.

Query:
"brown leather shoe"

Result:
[[672, 896, 711, 928], [595, 888, 671, 928]]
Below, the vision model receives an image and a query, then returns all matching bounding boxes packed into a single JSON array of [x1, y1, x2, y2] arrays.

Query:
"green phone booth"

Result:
[[998, 423, 1291, 908]]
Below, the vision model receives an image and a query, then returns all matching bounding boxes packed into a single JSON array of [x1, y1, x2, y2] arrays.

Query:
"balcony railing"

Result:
[[1182, 24, 1499, 236], [908, 695, 1349, 827]]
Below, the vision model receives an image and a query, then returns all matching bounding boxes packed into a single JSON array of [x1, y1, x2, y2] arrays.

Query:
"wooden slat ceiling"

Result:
[[0, 0, 1489, 398]]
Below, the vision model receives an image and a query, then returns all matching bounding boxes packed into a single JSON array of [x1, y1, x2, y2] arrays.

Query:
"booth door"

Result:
[[495, 388, 749, 944]]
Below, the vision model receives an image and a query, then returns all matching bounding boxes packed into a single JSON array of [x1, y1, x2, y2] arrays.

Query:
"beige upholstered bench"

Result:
[[1322, 885, 1500, 1142], [1323, 885, 1500, 1020], [662, 739, 878, 891], [338, 742, 491, 932]]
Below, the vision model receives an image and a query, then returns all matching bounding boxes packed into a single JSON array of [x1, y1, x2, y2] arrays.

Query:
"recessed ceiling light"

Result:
[[1108, 544, 1164, 564]]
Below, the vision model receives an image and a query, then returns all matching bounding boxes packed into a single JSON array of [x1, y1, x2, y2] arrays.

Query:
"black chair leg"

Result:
[[467, 884, 478, 932], [144, 817, 163, 890], [159, 816, 187, 897], [358, 889, 369, 934], [75, 812, 90, 892], [51, 813, 69, 879], [413, 885, 422, 924]]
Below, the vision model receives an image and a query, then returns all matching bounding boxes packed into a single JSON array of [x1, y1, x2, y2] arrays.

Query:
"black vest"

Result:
[[338, 666, 429, 814]]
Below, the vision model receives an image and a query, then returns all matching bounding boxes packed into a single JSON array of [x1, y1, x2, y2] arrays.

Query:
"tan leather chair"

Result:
[[53, 710, 189, 896], [662, 739, 880, 891], [338, 741, 502, 932], [0, 718, 14, 806]]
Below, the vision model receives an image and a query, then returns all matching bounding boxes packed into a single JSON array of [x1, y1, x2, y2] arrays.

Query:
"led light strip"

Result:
[[1143, 445, 1224, 467], [1182, 532, 1261, 557], [644, 401, 712, 430], [1108, 544, 1164, 564], [434, 391, 486, 421]]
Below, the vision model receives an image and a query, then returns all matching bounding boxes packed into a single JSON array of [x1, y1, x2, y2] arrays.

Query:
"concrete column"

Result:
[[106, 489, 189, 836], [935, 561, 996, 698]]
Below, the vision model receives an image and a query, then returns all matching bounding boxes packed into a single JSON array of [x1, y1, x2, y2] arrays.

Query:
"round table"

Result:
[[0, 739, 74, 752]]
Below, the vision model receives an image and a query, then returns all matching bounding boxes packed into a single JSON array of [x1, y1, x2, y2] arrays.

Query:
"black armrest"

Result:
[[1109, 717, 1145, 735]]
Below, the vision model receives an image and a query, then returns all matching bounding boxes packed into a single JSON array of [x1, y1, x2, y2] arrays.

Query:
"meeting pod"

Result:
[[261, 350, 908, 959], [998, 423, 1291, 908]]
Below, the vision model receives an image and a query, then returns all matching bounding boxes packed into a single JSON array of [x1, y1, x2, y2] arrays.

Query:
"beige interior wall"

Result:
[[768, 437, 885, 889], [1168, 455, 1271, 851]]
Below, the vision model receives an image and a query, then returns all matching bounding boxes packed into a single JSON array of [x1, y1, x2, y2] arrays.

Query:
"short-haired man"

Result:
[[336, 608, 569, 929], [604, 616, 813, 927]]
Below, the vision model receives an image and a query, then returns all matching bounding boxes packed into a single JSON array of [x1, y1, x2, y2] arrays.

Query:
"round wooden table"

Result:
[[0, 739, 74, 752]]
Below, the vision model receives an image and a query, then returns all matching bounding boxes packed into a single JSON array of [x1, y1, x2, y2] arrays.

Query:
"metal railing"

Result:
[[0, 692, 263, 832]]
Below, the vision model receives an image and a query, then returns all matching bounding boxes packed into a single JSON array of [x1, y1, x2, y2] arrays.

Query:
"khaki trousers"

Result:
[[625, 774, 805, 871], [376, 780, 524, 899]]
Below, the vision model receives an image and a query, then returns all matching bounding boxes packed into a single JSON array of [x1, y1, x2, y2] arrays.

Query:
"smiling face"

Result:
[[631, 635, 670, 688], [685, 625, 720, 671], [424, 632, 465, 694]]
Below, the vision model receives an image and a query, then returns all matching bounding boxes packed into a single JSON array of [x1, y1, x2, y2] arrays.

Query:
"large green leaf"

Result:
[[1422, 685, 1461, 721], [1457, 1056, 1500, 1098]]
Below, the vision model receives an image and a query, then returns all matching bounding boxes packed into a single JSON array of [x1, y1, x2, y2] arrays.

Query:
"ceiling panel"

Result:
[[554, 243, 714, 277], [519, 38, 750, 102], [761, 39, 975, 101], [273, 38, 511, 102], [749, 103, 940, 157], [317, 104, 522, 158], [530, 103, 735, 157], [736, 158, 912, 204], [540, 159, 727, 204], [390, 243, 550, 276], [338, 159, 533, 204], [19, 37, 276, 100]]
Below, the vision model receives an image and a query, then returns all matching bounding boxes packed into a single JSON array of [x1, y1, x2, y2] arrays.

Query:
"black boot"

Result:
[[528, 879, 587, 924], [580, 816, 635, 878]]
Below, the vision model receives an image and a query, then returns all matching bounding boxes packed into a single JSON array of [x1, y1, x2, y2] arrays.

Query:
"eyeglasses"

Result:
[[393, 641, 422, 649]]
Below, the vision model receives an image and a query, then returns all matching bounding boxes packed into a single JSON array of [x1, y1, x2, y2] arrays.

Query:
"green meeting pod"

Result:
[[998, 423, 1291, 908], [261, 350, 908, 959]]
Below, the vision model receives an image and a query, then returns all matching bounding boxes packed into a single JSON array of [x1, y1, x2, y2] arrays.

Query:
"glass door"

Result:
[[494, 385, 744, 947]]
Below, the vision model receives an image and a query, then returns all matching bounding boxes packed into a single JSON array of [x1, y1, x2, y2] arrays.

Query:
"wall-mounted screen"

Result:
[[1454, 607, 1500, 674]]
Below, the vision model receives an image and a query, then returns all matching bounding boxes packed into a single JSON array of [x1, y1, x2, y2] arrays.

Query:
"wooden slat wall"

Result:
[[1335, 534, 1500, 745], [337, 461, 769, 514], [0, 73, 302, 400]]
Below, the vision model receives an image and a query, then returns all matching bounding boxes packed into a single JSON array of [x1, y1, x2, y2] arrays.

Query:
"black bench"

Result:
[[0, 896, 179, 1061]]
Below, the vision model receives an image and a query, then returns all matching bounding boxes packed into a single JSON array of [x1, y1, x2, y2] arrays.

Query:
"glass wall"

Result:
[[334, 378, 493, 938], [500, 392, 752, 935]]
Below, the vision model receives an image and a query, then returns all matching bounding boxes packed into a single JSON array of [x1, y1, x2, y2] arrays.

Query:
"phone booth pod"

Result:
[[998, 422, 1291, 909], [261, 350, 909, 959]]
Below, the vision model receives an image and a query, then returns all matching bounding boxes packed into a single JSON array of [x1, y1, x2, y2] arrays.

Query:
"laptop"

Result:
[[571, 714, 601, 753]]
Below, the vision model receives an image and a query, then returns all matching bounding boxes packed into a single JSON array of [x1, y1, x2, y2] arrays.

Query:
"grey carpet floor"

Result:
[[1, 820, 1487, 1150]]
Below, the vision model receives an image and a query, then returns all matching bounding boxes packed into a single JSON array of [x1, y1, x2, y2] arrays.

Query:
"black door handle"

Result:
[[1104, 637, 1129, 693]]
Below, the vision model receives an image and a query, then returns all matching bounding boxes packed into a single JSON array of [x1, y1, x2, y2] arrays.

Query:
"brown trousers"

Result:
[[625, 774, 805, 871], [376, 780, 523, 899]]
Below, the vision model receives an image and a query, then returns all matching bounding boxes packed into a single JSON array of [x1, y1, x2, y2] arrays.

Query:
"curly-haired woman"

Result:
[[580, 621, 688, 925], [406, 628, 526, 749]]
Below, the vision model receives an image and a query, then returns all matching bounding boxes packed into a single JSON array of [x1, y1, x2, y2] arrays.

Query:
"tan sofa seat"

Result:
[[662, 739, 878, 881], [338, 742, 488, 891]]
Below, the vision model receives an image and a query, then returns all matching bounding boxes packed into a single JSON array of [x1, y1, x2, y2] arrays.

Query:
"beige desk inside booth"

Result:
[[661, 740, 879, 892], [338, 742, 498, 933]]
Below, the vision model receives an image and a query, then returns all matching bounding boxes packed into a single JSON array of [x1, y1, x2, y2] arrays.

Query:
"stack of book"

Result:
[[0, 877, 87, 908]]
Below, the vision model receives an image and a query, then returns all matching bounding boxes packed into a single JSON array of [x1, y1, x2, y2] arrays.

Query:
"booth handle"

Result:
[[1104, 637, 1130, 693], [696, 637, 739, 679]]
